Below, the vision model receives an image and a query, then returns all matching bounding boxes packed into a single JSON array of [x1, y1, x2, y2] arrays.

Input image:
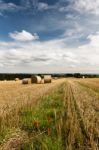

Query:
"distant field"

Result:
[[0, 78, 99, 150]]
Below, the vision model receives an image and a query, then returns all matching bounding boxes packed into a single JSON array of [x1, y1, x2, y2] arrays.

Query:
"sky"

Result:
[[0, 0, 99, 73]]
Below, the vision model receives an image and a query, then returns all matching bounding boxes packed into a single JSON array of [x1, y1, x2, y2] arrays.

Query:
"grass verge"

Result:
[[18, 85, 64, 150]]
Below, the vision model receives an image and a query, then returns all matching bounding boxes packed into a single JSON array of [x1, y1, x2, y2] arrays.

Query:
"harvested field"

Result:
[[0, 79, 65, 115], [0, 78, 99, 150]]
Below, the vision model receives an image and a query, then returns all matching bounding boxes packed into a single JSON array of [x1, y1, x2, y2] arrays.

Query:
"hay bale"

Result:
[[31, 76, 42, 84], [22, 79, 29, 84], [15, 78, 19, 81], [53, 77, 58, 80], [44, 75, 52, 83]]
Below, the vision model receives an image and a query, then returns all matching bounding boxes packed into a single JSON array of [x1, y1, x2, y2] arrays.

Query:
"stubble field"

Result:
[[0, 78, 99, 150]]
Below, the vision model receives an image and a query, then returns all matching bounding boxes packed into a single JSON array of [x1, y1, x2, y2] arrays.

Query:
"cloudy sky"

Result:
[[0, 0, 99, 73]]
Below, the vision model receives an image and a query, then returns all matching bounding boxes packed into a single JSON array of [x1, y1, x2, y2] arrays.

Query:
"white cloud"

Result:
[[0, 30, 99, 73], [38, 2, 49, 11], [64, 22, 83, 37], [0, 36, 76, 72], [76, 32, 99, 68], [79, 32, 99, 49], [9, 30, 39, 41], [20, 0, 49, 11], [0, 0, 50, 13], [74, 0, 99, 15], [0, 1, 19, 11]]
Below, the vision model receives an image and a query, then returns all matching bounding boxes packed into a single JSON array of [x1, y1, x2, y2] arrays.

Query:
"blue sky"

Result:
[[0, 0, 99, 73]]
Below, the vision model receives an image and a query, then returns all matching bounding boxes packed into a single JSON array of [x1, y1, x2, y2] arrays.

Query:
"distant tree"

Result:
[[74, 73, 81, 78]]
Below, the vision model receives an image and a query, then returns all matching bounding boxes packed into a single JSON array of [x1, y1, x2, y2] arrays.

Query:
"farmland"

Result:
[[0, 78, 99, 150]]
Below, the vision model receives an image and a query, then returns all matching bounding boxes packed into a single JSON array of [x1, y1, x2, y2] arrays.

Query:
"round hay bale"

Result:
[[31, 76, 42, 84], [15, 78, 19, 81], [53, 77, 58, 80], [22, 79, 29, 84], [44, 75, 52, 83]]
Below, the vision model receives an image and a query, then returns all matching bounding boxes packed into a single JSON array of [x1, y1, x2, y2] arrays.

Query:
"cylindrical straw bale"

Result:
[[15, 78, 19, 81], [44, 75, 52, 83], [22, 79, 29, 84], [31, 76, 42, 84]]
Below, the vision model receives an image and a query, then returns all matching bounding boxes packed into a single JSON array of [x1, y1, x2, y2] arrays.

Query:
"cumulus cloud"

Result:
[[72, 32, 99, 71], [57, 0, 99, 15], [0, 35, 76, 72], [1, 0, 99, 15], [1, 30, 99, 73], [9, 30, 39, 41], [79, 32, 99, 58], [73, 0, 99, 15], [1, 1, 99, 73]]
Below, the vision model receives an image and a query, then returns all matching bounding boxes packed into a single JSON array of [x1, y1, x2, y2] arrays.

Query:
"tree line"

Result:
[[0, 73, 99, 81]]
